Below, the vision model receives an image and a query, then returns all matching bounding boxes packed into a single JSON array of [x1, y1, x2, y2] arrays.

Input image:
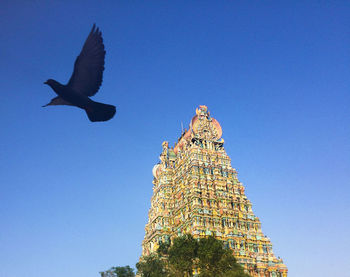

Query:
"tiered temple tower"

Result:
[[142, 106, 287, 277]]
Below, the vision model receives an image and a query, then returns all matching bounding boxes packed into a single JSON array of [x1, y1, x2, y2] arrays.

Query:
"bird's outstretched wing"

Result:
[[67, 24, 106, 96], [43, 96, 74, 107]]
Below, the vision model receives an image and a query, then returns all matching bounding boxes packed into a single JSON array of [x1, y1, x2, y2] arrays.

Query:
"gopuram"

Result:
[[142, 105, 287, 277]]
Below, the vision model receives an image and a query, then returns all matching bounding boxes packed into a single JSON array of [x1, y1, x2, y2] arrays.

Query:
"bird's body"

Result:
[[43, 25, 116, 122]]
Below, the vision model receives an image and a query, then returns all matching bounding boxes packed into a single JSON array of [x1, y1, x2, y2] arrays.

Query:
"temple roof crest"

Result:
[[191, 105, 222, 141]]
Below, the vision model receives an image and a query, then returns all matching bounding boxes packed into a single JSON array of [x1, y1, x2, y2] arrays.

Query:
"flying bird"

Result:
[[43, 24, 116, 122]]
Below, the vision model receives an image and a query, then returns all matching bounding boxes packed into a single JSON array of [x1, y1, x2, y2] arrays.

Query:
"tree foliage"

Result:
[[137, 235, 250, 277], [101, 235, 249, 277], [197, 236, 248, 277], [157, 240, 171, 256], [136, 254, 168, 277], [168, 234, 198, 276], [100, 265, 135, 277]]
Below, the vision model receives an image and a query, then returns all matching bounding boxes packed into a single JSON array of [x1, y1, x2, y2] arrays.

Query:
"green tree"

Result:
[[157, 240, 171, 256], [114, 266, 135, 277], [168, 234, 198, 277], [136, 254, 168, 277], [197, 236, 249, 277], [197, 236, 227, 276], [100, 266, 135, 277], [217, 250, 250, 277], [116, 235, 250, 277]]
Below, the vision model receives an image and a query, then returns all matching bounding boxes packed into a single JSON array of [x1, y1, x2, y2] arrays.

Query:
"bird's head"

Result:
[[44, 79, 57, 86]]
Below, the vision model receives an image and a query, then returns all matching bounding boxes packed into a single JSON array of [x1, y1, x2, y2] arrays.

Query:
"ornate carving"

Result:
[[191, 105, 222, 140]]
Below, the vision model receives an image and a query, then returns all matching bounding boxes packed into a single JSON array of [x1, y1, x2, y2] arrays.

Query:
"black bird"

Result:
[[43, 24, 116, 122]]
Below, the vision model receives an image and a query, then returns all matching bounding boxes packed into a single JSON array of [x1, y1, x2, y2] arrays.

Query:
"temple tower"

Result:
[[142, 106, 287, 277]]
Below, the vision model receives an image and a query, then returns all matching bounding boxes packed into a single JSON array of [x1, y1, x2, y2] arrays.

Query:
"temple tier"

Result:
[[142, 105, 287, 277]]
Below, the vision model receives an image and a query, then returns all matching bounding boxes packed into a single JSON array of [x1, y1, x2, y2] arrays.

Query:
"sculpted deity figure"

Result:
[[162, 141, 169, 152], [192, 105, 221, 141]]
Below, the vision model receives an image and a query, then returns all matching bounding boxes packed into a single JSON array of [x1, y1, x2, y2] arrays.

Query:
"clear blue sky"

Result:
[[1, 1, 349, 277]]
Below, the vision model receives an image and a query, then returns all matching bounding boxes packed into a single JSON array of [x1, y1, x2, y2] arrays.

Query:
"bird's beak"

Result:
[[44, 81, 48, 85]]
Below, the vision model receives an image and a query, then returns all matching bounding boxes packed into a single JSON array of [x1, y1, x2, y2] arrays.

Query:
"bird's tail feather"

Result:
[[85, 101, 116, 122]]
